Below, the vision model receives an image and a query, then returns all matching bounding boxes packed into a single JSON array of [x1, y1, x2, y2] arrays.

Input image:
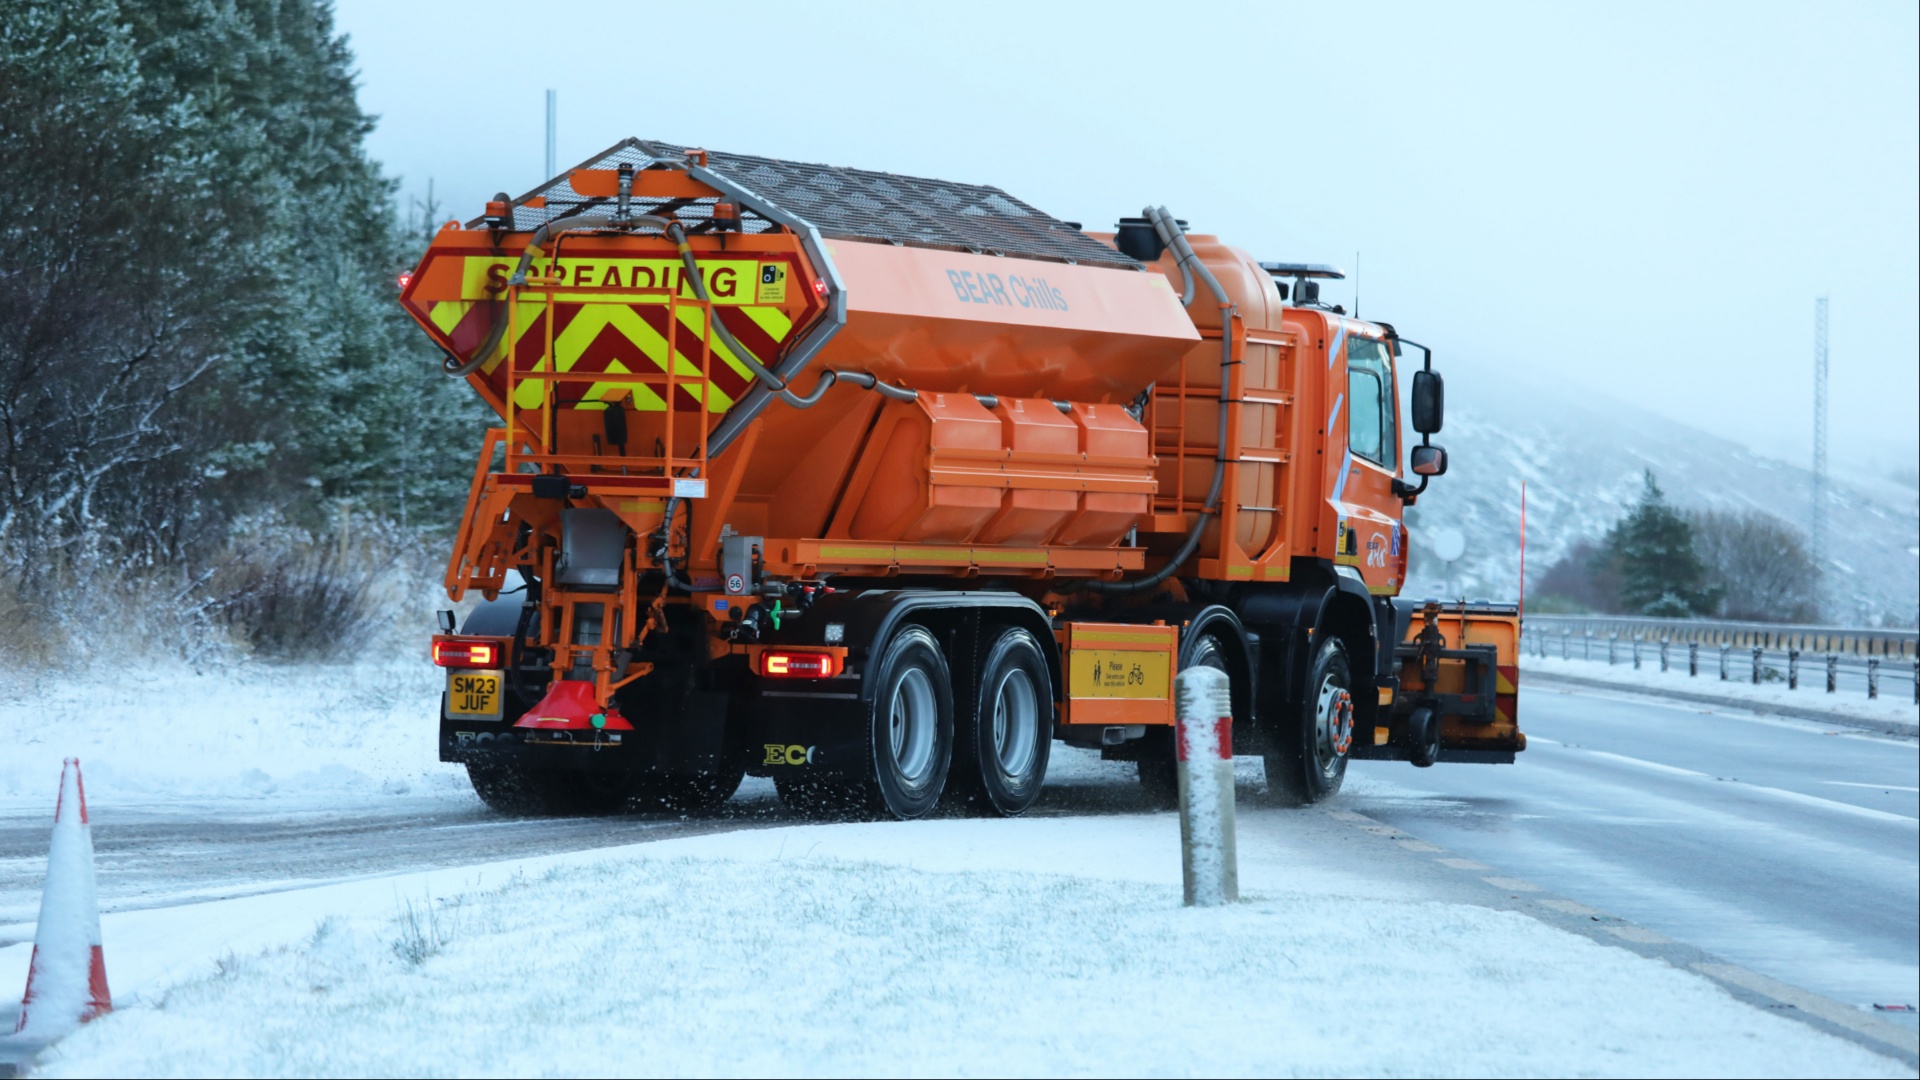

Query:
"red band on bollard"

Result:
[[1175, 716, 1232, 761]]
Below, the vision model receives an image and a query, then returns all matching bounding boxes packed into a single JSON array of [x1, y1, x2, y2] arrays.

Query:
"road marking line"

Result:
[[1482, 876, 1541, 892], [1738, 782, 1920, 826], [1604, 925, 1672, 945], [1537, 898, 1602, 917], [1822, 781, 1920, 793], [1580, 748, 1709, 778], [1692, 961, 1920, 1056], [1436, 857, 1489, 871], [1394, 839, 1442, 853], [1550, 744, 1919, 826]]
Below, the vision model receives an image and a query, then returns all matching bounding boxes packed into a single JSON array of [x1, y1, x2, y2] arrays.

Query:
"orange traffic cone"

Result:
[[14, 759, 111, 1039]]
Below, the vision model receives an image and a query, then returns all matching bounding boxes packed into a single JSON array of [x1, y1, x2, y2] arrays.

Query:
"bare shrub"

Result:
[[1533, 539, 1623, 613], [211, 512, 430, 662], [0, 507, 440, 671], [1691, 510, 1822, 622]]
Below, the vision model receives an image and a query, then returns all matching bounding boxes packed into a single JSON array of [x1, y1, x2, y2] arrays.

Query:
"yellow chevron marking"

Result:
[[428, 300, 472, 335], [742, 305, 794, 340], [673, 306, 756, 385]]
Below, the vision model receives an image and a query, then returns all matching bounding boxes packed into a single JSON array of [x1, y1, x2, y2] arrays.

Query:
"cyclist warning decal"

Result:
[[1069, 649, 1170, 700], [757, 262, 788, 304]]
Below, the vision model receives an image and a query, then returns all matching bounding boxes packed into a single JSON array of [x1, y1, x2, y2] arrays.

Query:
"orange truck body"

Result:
[[402, 139, 1521, 818]]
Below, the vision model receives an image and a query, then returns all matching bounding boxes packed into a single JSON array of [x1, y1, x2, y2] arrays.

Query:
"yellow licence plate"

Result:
[[445, 670, 504, 721]]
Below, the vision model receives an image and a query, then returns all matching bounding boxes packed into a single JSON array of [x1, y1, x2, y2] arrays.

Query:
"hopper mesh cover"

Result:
[[470, 137, 1140, 271]]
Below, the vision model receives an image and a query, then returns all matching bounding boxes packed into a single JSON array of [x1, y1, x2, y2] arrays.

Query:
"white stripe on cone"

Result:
[[1175, 666, 1238, 907], [15, 758, 112, 1039]]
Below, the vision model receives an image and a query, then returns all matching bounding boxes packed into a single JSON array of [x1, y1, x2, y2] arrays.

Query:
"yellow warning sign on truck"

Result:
[[756, 262, 788, 303], [1070, 650, 1170, 699], [1058, 622, 1178, 727]]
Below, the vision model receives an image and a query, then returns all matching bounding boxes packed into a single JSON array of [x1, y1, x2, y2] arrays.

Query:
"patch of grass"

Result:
[[392, 891, 448, 967]]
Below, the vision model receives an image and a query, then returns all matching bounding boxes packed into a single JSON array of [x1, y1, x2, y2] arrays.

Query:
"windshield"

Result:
[[1346, 336, 1397, 467]]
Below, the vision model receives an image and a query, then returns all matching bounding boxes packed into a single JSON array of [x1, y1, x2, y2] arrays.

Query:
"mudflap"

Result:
[[743, 687, 868, 783]]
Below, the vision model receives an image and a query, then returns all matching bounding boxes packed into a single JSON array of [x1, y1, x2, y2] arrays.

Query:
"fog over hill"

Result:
[[1398, 360, 1919, 627]]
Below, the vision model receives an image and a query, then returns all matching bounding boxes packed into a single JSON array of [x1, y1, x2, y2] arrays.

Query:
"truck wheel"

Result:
[[861, 625, 953, 819], [1265, 637, 1352, 806], [466, 762, 597, 815], [1139, 634, 1229, 809], [951, 626, 1053, 816]]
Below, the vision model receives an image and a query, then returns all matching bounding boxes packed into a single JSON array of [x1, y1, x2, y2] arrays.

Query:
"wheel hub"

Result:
[[1315, 678, 1354, 765], [991, 669, 1038, 776], [889, 667, 938, 784]]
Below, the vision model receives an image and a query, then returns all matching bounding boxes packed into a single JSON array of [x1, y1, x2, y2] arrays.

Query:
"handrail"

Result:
[[1522, 613, 1917, 660]]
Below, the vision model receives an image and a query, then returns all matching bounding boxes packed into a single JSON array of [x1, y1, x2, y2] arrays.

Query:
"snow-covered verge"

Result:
[[0, 660, 473, 813], [15, 816, 1909, 1078], [1521, 653, 1920, 729]]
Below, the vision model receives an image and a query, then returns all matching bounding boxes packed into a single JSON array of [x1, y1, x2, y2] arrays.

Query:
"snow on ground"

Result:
[[1521, 652, 1920, 728], [0, 660, 473, 813], [14, 815, 1909, 1078]]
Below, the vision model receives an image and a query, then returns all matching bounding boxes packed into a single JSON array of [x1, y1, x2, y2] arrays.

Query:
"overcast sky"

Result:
[[336, 0, 1918, 474]]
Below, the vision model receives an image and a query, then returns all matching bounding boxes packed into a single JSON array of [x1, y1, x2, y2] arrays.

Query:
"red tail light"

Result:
[[761, 650, 842, 678], [433, 638, 500, 668]]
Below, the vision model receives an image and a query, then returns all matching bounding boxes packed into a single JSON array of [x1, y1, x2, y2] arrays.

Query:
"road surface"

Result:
[[3, 682, 1914, 1034]]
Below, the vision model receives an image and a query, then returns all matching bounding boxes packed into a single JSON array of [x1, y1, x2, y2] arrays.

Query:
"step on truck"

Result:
[[400, 139, 1524, 818]]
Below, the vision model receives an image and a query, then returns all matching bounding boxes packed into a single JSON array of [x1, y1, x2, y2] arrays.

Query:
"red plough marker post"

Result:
[[12, 759, 111, 1042], [1175, 667, 1238, 906]]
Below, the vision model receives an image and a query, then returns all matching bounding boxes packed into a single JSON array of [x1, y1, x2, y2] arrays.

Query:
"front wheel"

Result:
[[951, 626, 1053, 816], [1264, 637, 1352, 806]]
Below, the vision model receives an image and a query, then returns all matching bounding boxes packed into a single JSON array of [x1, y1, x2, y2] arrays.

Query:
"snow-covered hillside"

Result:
[[1402, 362, 1919, 626]]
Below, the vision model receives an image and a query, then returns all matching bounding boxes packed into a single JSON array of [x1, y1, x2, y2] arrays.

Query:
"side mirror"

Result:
[[1411, 370, 1444, 434], [1411, 444, 1448, 477]]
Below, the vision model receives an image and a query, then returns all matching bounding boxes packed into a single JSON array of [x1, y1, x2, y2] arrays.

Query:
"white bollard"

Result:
[[1175, 666, 1238, 907]]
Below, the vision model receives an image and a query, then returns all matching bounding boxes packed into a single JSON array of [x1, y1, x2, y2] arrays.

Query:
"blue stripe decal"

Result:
[[1333, 450, 1355, 503], [1327, 392, 1344, 437], [1327, 321, 1348, 369]]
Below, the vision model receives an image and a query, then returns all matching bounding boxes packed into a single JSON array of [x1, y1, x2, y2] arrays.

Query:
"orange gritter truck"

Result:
[[400, 139, 1523, 818]]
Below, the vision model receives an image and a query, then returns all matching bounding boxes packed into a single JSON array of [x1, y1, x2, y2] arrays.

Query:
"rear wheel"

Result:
[[951, 627, 1053, 816], [1264, 637, 1352, 806], [466, 762, 613, 815], [860, 625, 953, 819]]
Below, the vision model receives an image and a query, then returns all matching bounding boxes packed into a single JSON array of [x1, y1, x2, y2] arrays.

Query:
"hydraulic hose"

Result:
[[1068, 206, 1234, 596], [655, 488, 698, 592]]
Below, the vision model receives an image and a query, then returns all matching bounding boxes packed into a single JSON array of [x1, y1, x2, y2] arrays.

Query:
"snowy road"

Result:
[[1344, 682, 1920, 1025], [3, 682, 1915, 1037]]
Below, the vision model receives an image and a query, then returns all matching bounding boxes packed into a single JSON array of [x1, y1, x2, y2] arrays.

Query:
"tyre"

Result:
[[1406, 706, 1441, 768], [1139, 633, 1229, 809], [951, 626, 1053, 816], [859, 625, 954, 819], [467, 762, 599, 815], [1264, 637, 1353, 806]]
